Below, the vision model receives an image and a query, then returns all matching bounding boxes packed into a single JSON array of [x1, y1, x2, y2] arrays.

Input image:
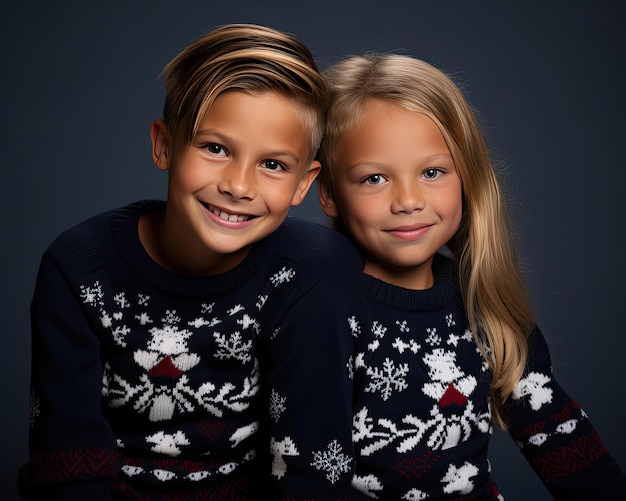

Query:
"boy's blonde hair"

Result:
[[162, 23, 326, 162], [318, 54, 536, 427]]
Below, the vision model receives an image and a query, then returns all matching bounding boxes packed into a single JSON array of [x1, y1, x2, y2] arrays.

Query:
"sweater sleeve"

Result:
[[19, 252, 118, 500], [260, 280, 367, 501], [506, 328, 625, 500]]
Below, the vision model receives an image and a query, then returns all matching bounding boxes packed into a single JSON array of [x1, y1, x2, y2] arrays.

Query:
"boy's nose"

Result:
[[218, 161, 255, 200]]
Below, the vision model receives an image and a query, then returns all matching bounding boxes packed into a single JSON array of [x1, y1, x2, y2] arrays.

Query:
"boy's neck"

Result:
[[138, 211, 252, 277]]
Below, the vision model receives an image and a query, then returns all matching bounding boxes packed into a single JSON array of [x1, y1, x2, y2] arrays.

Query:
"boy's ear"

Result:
[[290, 160, 322, 207], [317, 178, 339, 218], [150, 119, 170, 171]]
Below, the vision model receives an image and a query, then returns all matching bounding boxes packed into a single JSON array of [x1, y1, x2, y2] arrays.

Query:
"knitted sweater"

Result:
[[351, 254, 624, 500], [19, 200, 367, 501]]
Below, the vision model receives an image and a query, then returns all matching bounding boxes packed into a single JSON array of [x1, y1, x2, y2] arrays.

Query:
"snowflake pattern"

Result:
[[372, 321, 388, 339], [311, 439, 352, 484], [365, 358, 409, 401], [80, 281, 103, 307], [425, 327, 442, 346], [348, 315, 361, 337], [270, 266, 296, 286], [213, 331, 253, 363], [269, 389, 287, 423]]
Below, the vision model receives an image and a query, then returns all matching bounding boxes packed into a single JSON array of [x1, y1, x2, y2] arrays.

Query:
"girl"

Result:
[[317, 54, 624, 500]]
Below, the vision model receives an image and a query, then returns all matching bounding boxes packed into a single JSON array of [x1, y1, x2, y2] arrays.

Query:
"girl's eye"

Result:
[[423, 168, 442, 180], [262, 160, 286, 172], [364, 174, 386, 186], [205, 143, 227, 156]]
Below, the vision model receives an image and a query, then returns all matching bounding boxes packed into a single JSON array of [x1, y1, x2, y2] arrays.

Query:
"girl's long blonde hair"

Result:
[[317, 54, 535, 427]]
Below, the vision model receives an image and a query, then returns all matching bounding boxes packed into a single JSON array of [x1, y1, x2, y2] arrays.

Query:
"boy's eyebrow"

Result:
[[195, 129, 302, 163]]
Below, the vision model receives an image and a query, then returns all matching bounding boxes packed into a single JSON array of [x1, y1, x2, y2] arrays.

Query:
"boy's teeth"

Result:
[[210, 205, 248, 222]]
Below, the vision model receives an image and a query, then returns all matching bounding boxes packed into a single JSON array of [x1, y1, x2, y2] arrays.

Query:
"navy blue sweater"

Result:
[[351, 254, 624, 500], [20, 200, 368, 501]]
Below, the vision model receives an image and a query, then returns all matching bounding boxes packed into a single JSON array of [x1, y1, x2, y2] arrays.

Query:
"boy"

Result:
[[19, 24, 365, 500]]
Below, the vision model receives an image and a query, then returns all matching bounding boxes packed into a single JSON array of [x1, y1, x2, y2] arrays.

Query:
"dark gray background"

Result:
[[2, 1, 624, 499]]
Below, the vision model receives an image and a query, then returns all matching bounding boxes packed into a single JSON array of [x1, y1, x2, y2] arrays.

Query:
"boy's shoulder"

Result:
[[44, 200, 161, 267], [263, 216, 364, 276]]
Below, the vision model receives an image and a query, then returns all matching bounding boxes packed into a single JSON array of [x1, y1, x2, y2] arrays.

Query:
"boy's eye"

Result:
[[205, 143, 227, 156], [364, 174, 385, 185], [262, 160, 286, 172], [423, 168, 442, 180]]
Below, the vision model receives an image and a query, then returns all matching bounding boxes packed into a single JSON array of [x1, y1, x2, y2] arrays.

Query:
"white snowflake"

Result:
[[461, 328, 474, 342], [372, 321, 387, 338], [310, 439, 352, 484], [392, 337, 420, 354], [188, 317, 220, 328], [201, 302, 214, 314], [213, 331, 253, 363], [270, 327, 281, 340], [396, 320, 410, 333], [270, 266, 296, 286], [365, 358, 409, 401], [346, 355, 354, 379], [136, 312, 153, 326], [347, 316, 361, 337], [447, 333, 460, 347], [111, 325, 131, 346], [237, 313, 260, 333], [138, 293, 150, 306], [445, 314, 456, 327], [425, 327, 441, 346], [227, 304, 245, 316], [100, 311, 113, 328], [113, 292, 130, 309], [269, 389, 287, 422], [80, 281, 103, 306], [162, 310, 180, 325]]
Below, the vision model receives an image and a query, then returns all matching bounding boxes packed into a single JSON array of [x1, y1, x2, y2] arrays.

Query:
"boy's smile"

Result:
[[144, 90, 320, 276], [321, 99, 462, 290]]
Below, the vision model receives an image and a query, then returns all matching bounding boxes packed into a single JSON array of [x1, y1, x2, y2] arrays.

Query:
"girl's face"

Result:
[[321, 99, 462, 290]]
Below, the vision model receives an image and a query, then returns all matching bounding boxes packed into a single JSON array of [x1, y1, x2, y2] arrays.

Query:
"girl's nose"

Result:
[[390, 180, 424, 214]]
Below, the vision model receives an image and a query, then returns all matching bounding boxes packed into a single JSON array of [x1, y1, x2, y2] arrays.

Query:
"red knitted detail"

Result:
[[31, 447, 118, 482], [114, 475, 256, 500], [530, 428, 609, 481], [393, 449, 441, 480], [148, 356, 184, 378], [440, 383, 467, 407]]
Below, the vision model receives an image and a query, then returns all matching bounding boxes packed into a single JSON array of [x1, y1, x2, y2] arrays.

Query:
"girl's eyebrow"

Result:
[[346, 153, 454, 170]]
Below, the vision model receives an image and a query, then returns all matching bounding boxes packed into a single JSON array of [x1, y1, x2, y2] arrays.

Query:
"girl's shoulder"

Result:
[[263, 216, 365, 277]]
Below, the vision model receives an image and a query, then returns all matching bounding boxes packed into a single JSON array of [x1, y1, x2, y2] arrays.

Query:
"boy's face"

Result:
[[319, 99, 462, 290], [152, 90, 319, 275]]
